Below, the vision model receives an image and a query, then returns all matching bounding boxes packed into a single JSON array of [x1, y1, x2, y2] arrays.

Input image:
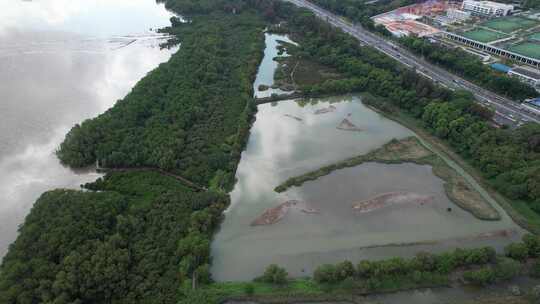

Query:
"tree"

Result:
[[257, 264, 288, 285], [504, 242, 529, 261], [314, 264, 337, 283], [356, 260, 374, 278], [244, 283, 255, 295], [523, 234, 540, 258], [335, 260, 355, 281], [494, 257, 521, 280], [178, 233, 211, 289], [531, 260, 540, 278], [463, 267, 495, 285]]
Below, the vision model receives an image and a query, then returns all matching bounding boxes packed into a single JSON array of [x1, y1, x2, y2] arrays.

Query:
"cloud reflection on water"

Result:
[[0, 0, 176, 258], [0, 0, 172, 37]]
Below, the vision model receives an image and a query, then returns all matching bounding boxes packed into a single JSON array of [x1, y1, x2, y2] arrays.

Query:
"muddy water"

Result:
[[0, 0, 175, 258], [210, 96, 523, 281]]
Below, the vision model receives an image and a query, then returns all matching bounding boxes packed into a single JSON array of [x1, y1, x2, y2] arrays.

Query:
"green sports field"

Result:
[[462, 29, 509, 43], [529, 32, 540, 41], [482, 17, 539, 33], [507, 42, 540, 59]]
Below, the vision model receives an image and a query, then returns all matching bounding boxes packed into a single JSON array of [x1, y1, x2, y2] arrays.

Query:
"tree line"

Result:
[[178, 234, 540, 303], [308, 234, 540, 288], [291, 234, 539, 288]]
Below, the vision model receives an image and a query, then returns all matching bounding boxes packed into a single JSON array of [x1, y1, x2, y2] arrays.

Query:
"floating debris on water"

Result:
[[284, 114, 303, 122], [251, 200, 319, 226], [314, 105, 337, 115], [352, 191, 434, 213]]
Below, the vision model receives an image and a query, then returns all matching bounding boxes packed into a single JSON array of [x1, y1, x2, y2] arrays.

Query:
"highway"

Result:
[[286, 0, 540, 125]]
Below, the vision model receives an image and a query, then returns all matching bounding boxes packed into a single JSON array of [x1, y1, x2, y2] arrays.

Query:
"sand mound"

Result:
[[314, 105, 336, 115], [353, 191, 434, 213], [251, 200, 319, 226]]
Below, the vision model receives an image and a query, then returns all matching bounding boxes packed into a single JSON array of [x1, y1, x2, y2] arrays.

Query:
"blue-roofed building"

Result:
[[523, 97, 540, 115], [530, 97, 540, 107], [490, 63, 511, 73]]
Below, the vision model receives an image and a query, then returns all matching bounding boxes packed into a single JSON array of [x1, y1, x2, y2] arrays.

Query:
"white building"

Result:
[[509, 66, 540, 88], [447, 8, 472, 22], [435, 9, 471, 25], [462, 0, 514, 17]]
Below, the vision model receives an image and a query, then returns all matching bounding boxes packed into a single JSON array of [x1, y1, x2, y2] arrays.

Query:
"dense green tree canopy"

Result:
[[0, 172, 230, 303], [57, 8, 265, 190]]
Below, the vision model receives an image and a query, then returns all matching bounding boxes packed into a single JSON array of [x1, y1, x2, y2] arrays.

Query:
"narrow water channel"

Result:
[[0, 0, 176, 258], [210, 33, 524, 282], [253, 33, 296, 98]]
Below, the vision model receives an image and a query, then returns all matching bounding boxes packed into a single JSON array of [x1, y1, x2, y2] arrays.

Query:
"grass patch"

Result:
[[428, 155, 499, 220], [507, 200, 540, 232], [462, 29, 509, 43], [291, 58, 343, 86], [529, 32, 540, 41], [84, 171, 193, 209], [274, 136, 500, 220], [507, 42, 540, 59], [482, 16, 539, 33], [273, 40, 343, 90]]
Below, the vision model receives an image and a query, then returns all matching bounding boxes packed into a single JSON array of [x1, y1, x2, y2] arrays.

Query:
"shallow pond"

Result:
[[0, 0, 175, 258], [211, 96, 523, 281]]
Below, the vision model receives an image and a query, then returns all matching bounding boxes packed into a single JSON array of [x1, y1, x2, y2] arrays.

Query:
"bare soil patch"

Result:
[[251, 200, 319, 226]]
